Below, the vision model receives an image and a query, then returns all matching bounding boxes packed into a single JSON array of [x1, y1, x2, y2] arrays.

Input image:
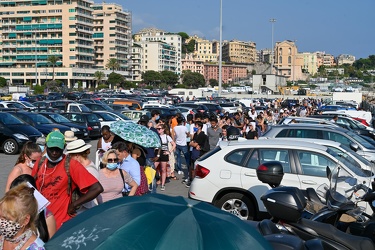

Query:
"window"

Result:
[[296, 150, 336, 177], [69, 9, 76, 12], [322, 131, 352, 147], [246, 149, 291, 173], [288, 56, 291, 64], [279, 56, 282, 63], [225, 149, 250, 166], [288, 129, 321, 139]]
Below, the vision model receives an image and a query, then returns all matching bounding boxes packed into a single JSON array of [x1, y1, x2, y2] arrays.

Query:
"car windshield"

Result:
[[111, 112, 131, 120], [0, 113, 25, 125], [20, 101, 35, 108], [326, 148, 371, 177], [48, 114, 72, 123], [97, 113, 117, 121], [346, 130, 375, 149], [11, 102, 25, 109], [80, 105, 92, 112], [352, 119, 367, 129], [30, 114, 53, 124]]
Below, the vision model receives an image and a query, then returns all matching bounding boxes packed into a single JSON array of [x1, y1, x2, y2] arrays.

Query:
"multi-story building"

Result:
[[316, 52, 336, 68], [134, 28, 182, 75], [222, 40, 256, 64], [274, 40, 304, 81], [188, 35, 218, 62], [204, 64, 248, 84], [0, 0, 96, 87], [140, 41, 177, 73], [131, 43, 142, 81], [336, 54, 355, 65], [257, 49, 272, 63], [181, 53, 204, 75], [92, 3, 132, 78], [301, 52, 319, 75]]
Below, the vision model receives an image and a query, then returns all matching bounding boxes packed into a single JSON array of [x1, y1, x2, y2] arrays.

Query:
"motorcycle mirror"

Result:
[[326, 166, 332, 180]]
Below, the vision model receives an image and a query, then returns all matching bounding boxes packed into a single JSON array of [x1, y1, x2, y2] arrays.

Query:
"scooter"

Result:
[[256, 161, 375, 250]]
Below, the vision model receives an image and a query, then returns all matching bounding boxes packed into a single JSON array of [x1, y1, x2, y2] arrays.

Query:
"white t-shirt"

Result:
[[173, 125, 188, 146], [190, 123, 207, 135]]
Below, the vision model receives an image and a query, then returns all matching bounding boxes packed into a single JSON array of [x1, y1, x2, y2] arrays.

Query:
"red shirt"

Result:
[[32, 156, 98, 230]]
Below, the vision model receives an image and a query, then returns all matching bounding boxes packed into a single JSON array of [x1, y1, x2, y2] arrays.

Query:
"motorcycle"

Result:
[[256, 161, 375, 250]]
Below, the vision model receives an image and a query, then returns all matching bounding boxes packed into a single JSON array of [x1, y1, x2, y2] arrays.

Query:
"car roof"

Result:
[[265, 137, 342, 147], [219, 138, 327, 151], [272, 123, 347, 131]]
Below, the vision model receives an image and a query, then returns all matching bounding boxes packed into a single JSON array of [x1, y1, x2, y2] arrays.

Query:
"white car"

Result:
[[188, 139, 374, 220]]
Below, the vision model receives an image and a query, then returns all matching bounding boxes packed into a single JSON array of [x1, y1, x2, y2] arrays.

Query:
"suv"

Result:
[[263, 124, 375, 162], [189, 139, 373, 220]]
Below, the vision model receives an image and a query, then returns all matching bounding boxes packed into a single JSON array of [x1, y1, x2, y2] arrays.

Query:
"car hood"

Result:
[[59, 122, 87, 130], [9, 124, 43, 137], [34, 123, 71, 135]]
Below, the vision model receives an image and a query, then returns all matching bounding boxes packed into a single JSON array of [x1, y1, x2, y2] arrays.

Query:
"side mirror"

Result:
[[98, 118, 103, 122], [326, 166, 332, 180], [256, 161, 284, 188], [350, 143, 359, 152]]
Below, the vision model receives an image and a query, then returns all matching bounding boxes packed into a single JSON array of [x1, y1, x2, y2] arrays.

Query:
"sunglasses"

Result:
[[156, 128, 163, 130], [107, 158, 118, 163]]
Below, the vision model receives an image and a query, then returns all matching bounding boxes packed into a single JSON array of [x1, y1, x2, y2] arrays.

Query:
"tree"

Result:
[[181, 70, 205, 88], [209, 78, 218, 86], [106, 58, 120, 72], [94, 71, 105, 87], [178, 32, 189, 40], [186, 39, 196, 53], [32, 84, 45, 94], [0, 77, 6, 87], [45, 80, 63, 92], [107, 72, 123, 88], [161, 70, 179, 86], [47, 55, 60, 80], [142, 70, 162, 85]]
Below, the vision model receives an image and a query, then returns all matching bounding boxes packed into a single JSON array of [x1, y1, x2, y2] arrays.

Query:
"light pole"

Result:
[[269, 18, 276, 75], [218, 0, 223, 97]]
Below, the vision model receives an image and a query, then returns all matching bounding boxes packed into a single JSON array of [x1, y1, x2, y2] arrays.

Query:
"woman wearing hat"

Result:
[[66, 139, 99, 213]]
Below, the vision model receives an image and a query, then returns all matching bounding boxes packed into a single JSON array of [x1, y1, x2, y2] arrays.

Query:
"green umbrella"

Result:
[[45, 194, 272, 250], [110, 120, 161, 148]]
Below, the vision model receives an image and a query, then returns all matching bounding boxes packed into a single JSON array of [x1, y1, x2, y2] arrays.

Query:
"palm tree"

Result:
[[94, 70, 105, 88], [47, 55, 60, 80], [106, 58, 120, 72]]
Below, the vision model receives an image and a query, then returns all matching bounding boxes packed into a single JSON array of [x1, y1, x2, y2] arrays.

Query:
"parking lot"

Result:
[[0, 139, 189, 198]]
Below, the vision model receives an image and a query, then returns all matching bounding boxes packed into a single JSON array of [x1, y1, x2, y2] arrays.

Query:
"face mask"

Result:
[[39, 145, 45, 152], [46, 153, 63, 164], [0, 218, 22, 240], [27, 160, 34, 169], [156, 115, 160, 120], [106, 163, 118, 170], [193, 127, 198, 132]]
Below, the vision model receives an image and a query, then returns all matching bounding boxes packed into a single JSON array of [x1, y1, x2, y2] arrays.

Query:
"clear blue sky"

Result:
[[120, 0, 375, 59]]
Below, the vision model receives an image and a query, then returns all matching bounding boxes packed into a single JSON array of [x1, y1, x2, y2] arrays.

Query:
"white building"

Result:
[[140, 41, 177, 73]]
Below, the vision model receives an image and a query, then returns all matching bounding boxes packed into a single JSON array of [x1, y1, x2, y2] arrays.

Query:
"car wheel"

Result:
[[215, 193, 255, 220], [3, 139, 19, 155]]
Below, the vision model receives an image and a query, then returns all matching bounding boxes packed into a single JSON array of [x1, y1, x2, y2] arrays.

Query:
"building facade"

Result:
[[134, 28, 182, 75], [188, 35, 218, 62], [140, 41, 177, 73], [204, 64, 248, 84], [181, 53, 205, 75], [301, 52, 319, 75], [131, 43, 142, 81], [222, 40, 256, 64], [274, 40, 304, 81], [336, 54, 355, 65]]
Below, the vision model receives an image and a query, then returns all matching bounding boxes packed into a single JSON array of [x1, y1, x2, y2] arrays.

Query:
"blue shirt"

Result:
[[119, 154, 141, 190]]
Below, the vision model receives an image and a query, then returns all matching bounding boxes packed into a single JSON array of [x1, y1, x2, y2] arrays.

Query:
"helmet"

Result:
[[226, 126, 240, 141]]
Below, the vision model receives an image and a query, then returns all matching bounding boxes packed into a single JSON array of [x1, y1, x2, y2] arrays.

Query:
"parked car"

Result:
[[0, 101, 27, 110], [121, 110, 151, 122], [262, 124, 375, 162], [0, 112, 42, 154], [38, 112, 88, 139], [92, 112, 117, 127], [176, 103, 210, 116], [8, 111, 72, 136], [92, 111, 132, 122], [78, 102, 114, 112], [194, 102, 223, 115], [143, 107, 179, 120], [61, 112, 101, 138], [188, 139, 373, 220]]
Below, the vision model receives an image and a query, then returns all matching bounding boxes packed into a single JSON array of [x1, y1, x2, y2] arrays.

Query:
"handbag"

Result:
[[119, 169, 129, 197]]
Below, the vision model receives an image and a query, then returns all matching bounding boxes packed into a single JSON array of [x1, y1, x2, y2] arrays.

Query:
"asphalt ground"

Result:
[[0, 139, 190, 198]]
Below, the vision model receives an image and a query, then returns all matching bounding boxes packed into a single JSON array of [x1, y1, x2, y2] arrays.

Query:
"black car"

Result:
[[0, 112, 43, 154], [79, 102, 114, 112], [309, 115, 375, 139], [61, 112, 101, 139], [38, 112, 89, 139], [8, 111, 72, 136], [143, 107, 179, 120]]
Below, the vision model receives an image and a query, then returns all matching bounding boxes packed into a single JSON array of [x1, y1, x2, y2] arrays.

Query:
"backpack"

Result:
[[34, 155, 81, 206]]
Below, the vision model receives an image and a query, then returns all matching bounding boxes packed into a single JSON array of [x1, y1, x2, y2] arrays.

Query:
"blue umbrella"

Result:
[[45, 194, 271, 250]]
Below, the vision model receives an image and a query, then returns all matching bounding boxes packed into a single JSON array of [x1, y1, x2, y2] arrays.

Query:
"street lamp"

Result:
[[218, 0, 223, 97], [269, 18, 276, 75]]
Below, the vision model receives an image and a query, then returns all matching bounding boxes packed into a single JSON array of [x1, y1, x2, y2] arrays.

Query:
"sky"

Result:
[[118, 0, 375, 59]]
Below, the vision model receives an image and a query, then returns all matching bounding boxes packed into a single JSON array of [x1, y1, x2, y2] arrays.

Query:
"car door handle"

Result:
[[302, 180, 317, 185], [244, 173, 257, 177]]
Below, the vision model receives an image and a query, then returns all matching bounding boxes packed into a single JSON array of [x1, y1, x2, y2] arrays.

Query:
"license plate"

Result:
[[93, 126, 99, 129]]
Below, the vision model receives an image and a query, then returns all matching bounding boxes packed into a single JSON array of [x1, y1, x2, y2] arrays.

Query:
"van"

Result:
[[113, 99, 143, 110]]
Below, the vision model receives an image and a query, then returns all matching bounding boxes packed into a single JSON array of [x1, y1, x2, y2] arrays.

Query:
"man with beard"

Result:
[[32, 131, 103, 230]]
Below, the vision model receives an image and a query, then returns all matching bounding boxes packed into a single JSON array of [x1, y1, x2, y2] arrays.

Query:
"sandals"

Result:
[[170, 176, 179, 180]]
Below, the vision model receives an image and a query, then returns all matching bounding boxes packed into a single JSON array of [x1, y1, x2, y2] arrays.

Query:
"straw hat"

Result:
[[66, 139, 92, 154], [64, 131, 77, 142]]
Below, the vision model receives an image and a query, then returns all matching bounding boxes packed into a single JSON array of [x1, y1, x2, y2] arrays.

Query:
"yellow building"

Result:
[[222, 40, 256, 64], [274, 40, 304, 81], [188, 35, 218, 62]]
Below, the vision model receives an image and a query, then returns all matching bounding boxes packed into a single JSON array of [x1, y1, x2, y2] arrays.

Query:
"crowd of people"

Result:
[[0, 98, 327, 249]]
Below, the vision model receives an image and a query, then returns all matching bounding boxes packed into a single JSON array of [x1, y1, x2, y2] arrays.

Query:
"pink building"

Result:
[[204, 64, 248, 84]]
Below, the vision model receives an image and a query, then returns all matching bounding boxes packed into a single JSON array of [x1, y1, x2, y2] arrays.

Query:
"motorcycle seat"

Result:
[[258, 219, 280, 235], [298, 218, 374, 250]]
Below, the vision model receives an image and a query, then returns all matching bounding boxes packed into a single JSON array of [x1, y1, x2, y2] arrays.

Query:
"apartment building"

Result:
[[131, 43, 142, 81], [92, 3, 132, 77], [336, 54, 355, 65], [222, 40, 256, 64], [140, 40, 177, 73], [188, 35, 218, 62], [301, 52, 319, 75], [181, 53, 204, 75], [274, 40, 304, 81], [134, 28, 182, 75], [204, 64, 248, 84], [316, 52, 336, 68]]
